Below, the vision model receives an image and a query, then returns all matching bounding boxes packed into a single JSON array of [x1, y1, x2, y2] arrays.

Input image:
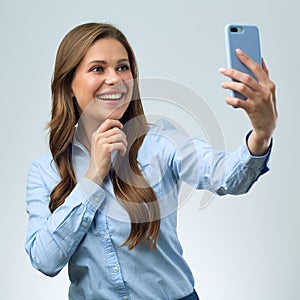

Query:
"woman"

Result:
[[25, 22, 277, 299]]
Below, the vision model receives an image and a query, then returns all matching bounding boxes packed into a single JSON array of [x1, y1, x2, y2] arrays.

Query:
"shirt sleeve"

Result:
[[172, 130, 272, 195], [25, 160, 106, 277], [144, 120, 272, 196]]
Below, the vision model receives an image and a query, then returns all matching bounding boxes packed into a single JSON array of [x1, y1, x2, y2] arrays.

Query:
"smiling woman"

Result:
[[25, 22, 276, 300], [71, 38, 133, 116]]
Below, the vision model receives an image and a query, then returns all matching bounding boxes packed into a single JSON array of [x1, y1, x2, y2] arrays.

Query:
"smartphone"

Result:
[[225, 24, 262, 100]]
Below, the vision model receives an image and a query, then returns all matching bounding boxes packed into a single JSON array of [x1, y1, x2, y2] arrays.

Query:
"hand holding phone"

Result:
[[224, 24, 262, 100]]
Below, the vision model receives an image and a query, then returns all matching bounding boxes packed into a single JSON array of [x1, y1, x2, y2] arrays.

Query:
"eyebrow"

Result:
[[87, 58, 129, 66]]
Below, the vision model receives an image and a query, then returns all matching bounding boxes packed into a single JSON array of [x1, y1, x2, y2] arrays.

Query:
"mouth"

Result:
[[96, 92, 125, 101]]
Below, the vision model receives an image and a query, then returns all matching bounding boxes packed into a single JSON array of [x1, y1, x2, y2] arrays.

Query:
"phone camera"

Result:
[[230, 27, 238, 33]]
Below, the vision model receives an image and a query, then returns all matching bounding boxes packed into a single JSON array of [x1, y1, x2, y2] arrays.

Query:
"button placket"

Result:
[[98, 211, 129, 299]]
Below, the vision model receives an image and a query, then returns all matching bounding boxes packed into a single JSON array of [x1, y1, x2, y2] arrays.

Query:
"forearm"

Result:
[[172, 133, 271, 196], [212, 133, 272, 195], [26, 203, 94, 276], [25, 178, 105, 276]]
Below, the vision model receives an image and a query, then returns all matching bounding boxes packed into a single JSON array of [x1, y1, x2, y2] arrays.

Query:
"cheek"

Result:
[[123, 73, 134, 101], [72, 78, 99, 109], [71, 78, 83, 101], [125, 71, 133, 79], [121, 70, 133, 83]]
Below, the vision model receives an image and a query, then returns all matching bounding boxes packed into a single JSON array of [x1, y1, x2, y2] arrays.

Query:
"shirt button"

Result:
[[104, 235, 109, 241], [113, 266, 119, 273], [81, 221, 88, 228], [123, 296, 129, 300], [94, 197, 100, 203]]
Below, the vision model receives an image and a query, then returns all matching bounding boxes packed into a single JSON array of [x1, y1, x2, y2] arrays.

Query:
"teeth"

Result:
[[97, 93, 122, 100]]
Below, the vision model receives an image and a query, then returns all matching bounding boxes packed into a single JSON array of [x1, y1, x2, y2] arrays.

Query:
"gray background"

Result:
[[1, 0, 299, 299]]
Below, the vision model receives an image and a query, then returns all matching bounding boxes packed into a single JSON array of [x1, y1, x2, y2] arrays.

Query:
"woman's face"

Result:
[[71, 38, 133, 123]]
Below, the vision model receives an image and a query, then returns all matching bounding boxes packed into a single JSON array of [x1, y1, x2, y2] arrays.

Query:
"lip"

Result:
[[96, 89, 126, 100], [95, 90, 127, 106], [97, 88, 127, 95]]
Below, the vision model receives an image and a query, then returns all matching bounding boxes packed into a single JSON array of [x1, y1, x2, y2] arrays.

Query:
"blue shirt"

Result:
[[25, 119, 271, 300]]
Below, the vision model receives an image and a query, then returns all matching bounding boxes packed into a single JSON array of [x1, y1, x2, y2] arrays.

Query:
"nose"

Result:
[[104, 69, 122, 85]]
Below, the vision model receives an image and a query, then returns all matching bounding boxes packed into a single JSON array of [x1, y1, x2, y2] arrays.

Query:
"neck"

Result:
[[77, 115, 103, 153]]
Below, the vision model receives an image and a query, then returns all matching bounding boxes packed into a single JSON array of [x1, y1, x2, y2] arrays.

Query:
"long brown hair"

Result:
[[48, 23, 160, 249]]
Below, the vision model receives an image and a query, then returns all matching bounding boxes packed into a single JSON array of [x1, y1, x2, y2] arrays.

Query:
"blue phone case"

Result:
[[225, 24, 262, 100]]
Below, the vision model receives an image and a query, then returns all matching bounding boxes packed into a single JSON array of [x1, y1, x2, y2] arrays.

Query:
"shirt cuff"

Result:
[[78, 177, 106, 211], [239, 131, 273, 176]]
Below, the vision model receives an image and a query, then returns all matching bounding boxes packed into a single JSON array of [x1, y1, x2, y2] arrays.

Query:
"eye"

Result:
[[90, 66, 104, 72], [117, 65, 130, 71]]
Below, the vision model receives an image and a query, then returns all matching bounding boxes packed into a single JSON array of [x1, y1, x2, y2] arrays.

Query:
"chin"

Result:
[[107, 105, 129, 121]]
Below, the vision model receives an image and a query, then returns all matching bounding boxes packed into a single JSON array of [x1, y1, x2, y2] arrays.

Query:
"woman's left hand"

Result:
[[220, 48, 278, 155]]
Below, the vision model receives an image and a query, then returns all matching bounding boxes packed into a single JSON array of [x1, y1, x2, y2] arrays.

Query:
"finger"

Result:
[[101, 127, 127, 139], [221, 80, 255, 100], [225, 95, 249, 110], [219, 67, 260, 92], [106, 142, 128, 156], [104, 132, 128, 148], [98, 119, 123, 133], [235, 48, 269, 83], [94, 137, 128, 159], [92, 126, 126, 147]]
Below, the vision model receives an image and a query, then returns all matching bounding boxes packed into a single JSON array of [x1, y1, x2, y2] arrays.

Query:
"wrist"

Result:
[[247, 130, 272, 156], [84, 169, 104, 186]]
